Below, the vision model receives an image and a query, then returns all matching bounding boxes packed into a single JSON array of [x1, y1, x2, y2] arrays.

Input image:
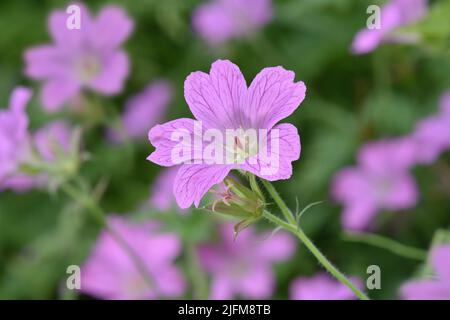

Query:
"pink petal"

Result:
[[184, 59, 247, 130], [9, 87, 32, 113], [401, 280, 450, 300], [246, 66, 306, 129], [41, 79, 80, 111], [24, 46, 68, 80], [210, 275, 233, 300], [173, 164, 233, 208], [147, 118, 205, 167], [48, 3, 91, 49], [255, 231, 296, 262], [89, 6, 134, 50], [238, 265, 274, 299], [342, 201, 378, 231], [88, 51, 129, 95], [431, 245, 450, 282], [242, 123, 300, 180]]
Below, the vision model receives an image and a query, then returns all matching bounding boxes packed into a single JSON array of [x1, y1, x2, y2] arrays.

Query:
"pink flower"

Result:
[[25, 3, 133, 111], [351, 0, 428, 55], [332, 139, 418, 231], [197, 223, 296, 299], [193, 0, 272, 45], [147, 59, 306, 209], [290, 273, 363, 300], [109, 80, 172, 142], [401, 245, 450, 300], [0, 87, 31, 178], [81, 215, 185, 300], [1, 119, 75, 192], [411, 92, 450, 164]]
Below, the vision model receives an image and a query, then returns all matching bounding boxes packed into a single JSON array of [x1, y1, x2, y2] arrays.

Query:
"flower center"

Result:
[[75, 54, 101, 83]]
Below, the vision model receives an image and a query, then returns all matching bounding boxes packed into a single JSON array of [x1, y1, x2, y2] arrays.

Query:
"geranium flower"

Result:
[[290, 273, 363, 300], [24, 3, 133, 111], [197, 223, 296, 299], [0, 87, 32, 183], [401, 245, 450, 300], [147, 59, 306, 209], [332, 138, 418, 231], [193, 0, 272, 45], [81, 215, 185, 300]]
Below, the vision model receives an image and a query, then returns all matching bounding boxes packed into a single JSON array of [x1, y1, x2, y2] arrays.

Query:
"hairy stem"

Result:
[[260, 179, 297, 225], [260, 180, 369, 300]]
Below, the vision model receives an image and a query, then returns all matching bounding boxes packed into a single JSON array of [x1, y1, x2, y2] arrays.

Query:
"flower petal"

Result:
[[174, 164, 232, 208], [431, 245, 450, 282], [184, 59, 247, 130], [24, 45, 68, 80], [41, 79, 80, 111], [147, 118, 205, 167], [242, 123, 300, 180], [89, 6, 134, 50], [246, 66, 305, 129], [88, 51, 129, 94], [401, 280, 450, 300]]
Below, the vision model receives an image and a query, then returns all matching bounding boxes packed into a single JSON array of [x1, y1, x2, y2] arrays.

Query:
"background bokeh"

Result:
[[0, 0, 449, 299]]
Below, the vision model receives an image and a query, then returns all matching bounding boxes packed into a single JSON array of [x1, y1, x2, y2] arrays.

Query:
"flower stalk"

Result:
[[259, 178, 370, 300]]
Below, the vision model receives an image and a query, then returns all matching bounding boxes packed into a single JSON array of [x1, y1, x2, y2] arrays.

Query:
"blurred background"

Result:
[[0, 0, 449, 300]]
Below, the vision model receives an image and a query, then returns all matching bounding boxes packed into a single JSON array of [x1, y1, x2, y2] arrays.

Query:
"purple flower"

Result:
[[197, 223, 296, 299], [351, 0, 428, 55], [401, 245, 450, 300], [332, 138, 418, 231], [411, 92, 450, 164], [0, 87, 33, 190], [25, 3, 133, 111], [1, 119, 75, 192], [81, 215, 186, 300], [193, 0, 272, 45], [290, 273, 363, 300], [147, 59, 306, 209], [109, 80, 172, 142]]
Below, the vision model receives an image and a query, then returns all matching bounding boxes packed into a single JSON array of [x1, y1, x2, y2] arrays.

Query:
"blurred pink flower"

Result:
[[147, 59, 305, 209], [401, 245, 450, 300], [332, 139, 418, 231], [197, 223, 296, 299], [351, 0, 428, 55], [109, 80, 172, 142], [25, 3, 133, 111], [193, 0, 272, 45], [81, 215, 185, 300], [411, 92, 450, 164], [1, 118, 75, 192], [290, 273, 363, 300], [0, 87, 32, 182]]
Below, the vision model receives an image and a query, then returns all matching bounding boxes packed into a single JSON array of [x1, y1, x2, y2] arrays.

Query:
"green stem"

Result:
[[260, 180, 369, 300], [263, 211, 369, 300], [186, 242, 209, 300], [260, 179, 296, 225], [61, 183, 160, 295], [342, 232, 427, 261]]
